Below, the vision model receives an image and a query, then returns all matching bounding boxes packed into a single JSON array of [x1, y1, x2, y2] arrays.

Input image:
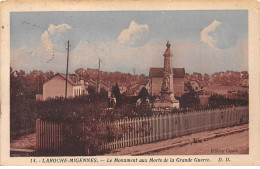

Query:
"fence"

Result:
[[36, 120, 86, 154], [36, 106, 248, 155]]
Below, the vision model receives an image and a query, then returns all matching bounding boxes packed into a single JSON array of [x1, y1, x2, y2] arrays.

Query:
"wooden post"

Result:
[[142, 117, 144, 144], [44, 121, 46, 151], [39, 119, 41, 151], [133, 118, 136, 145], [152, 116, 155, 142], [149, 116, 152, 143], [158, 115, 162, 140], [128, 118, 131, 147], [124, 119, 126, 148], [156, 115, 159, 141], [169, 114, 172, 139], [65, 40, 70, 98], [118, 119, 121, 149], [36, 118, 40, 151], [135, 118, 138, 145], [143, 117, 146, 144], [139, 117, 142, 144], [137, 118, 140, 145], [130, 118, 133, 146]]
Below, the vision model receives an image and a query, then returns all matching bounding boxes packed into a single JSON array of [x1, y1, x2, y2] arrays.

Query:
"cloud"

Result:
[[70, 38, 247, 75], [10, 38, 248, 75], [200, 20, 222, 50], [70, 40, 165, 74], [39, 23, 81, 64], [117, 20, 150, 46], [42, 24, 71, 52], [172, 39, 248, 74], [10, 44, 69, 73]]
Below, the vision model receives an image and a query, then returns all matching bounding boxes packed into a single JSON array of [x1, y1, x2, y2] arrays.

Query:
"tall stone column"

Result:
[[161, 41, 178, 102], [161, 41, 174, 92], [154, 41, 179, 109]]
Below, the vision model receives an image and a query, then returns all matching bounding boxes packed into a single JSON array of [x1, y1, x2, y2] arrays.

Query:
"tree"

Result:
[[10, 67, 24, 98], [75, 68, 85, 78], [99, 88, 108, 98], [179, 83, 200, 109], [112, 83, 122, 107], [138, 87, 149, 100], [88, 86, 96, 95]]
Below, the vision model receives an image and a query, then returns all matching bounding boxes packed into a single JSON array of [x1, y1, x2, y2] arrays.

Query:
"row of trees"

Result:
[[75, 68, 147, 85], [10, 67, 55, 98]]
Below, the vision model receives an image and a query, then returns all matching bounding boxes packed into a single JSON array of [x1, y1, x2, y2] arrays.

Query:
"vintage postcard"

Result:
[[0, 0, 260, 166]]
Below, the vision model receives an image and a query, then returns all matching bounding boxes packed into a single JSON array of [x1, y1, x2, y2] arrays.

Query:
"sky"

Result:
[[10, 10, 248, 75]]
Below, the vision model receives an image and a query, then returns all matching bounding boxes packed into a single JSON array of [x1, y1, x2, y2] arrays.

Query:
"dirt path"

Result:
[[10, 133, 36, 150], [106, 124, 248, 156], [147, 130, 248, 155]]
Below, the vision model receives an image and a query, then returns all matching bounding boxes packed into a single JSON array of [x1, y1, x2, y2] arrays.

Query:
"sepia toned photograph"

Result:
[[8, 9, 250, 158]]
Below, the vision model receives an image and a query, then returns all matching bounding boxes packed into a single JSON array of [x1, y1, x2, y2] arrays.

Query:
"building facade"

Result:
[[43, 73, 88, 100], [149, 67, 185, 97]]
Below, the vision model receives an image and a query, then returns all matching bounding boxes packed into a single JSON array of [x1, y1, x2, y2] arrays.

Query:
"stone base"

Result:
[[153, 100, 180, 109]]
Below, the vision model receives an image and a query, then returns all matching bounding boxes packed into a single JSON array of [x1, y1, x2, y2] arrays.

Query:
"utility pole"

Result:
[[133, 68, 136, 84], [133, 68, 136, 76], [38, 76, 40, 94], [65, 40, 70, 99], [97, 58, 102, 94]]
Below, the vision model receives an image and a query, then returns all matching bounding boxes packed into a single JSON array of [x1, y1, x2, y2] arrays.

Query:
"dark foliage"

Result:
[[177, 90, 200, 109], [112, 83, 122, 107], [208, 94, 248, 109], [138, 87, 150, 100], [87, 85, 96, 95]]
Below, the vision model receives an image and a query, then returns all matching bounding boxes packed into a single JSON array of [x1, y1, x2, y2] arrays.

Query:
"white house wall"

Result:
[[43, 75, 73, 100]]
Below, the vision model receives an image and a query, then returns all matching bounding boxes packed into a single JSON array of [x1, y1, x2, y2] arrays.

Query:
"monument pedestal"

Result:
[[153, 100, 179, 109], [153, 92, 180, 109]]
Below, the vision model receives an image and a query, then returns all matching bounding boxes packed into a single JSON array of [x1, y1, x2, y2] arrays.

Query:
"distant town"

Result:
[[10, 42, 249, 156], [11, 66, 249, 102]]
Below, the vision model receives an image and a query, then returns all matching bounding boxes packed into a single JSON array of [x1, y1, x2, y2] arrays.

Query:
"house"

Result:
[[43, 73, 88, 100], [190, 80, 206, 92], [149, 68, 185, 97], [126, 80, 151, 96], [87, 79, 111, 95]]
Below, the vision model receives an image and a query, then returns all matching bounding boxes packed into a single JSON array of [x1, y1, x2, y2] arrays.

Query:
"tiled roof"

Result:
[[57, 73, 78, 86], [87, 79, 97, 86], [149, 67, 185, 78], [88, 79, 110, 88], [191, 80, 206, 87]]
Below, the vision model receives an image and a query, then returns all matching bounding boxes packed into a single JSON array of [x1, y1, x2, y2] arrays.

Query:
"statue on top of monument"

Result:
[[166, 40, 171, 48], [161, 73, 170, 92]]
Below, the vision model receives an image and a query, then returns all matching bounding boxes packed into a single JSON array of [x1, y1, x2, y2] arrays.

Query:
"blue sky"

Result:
[[10, 10, 248, 75]]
